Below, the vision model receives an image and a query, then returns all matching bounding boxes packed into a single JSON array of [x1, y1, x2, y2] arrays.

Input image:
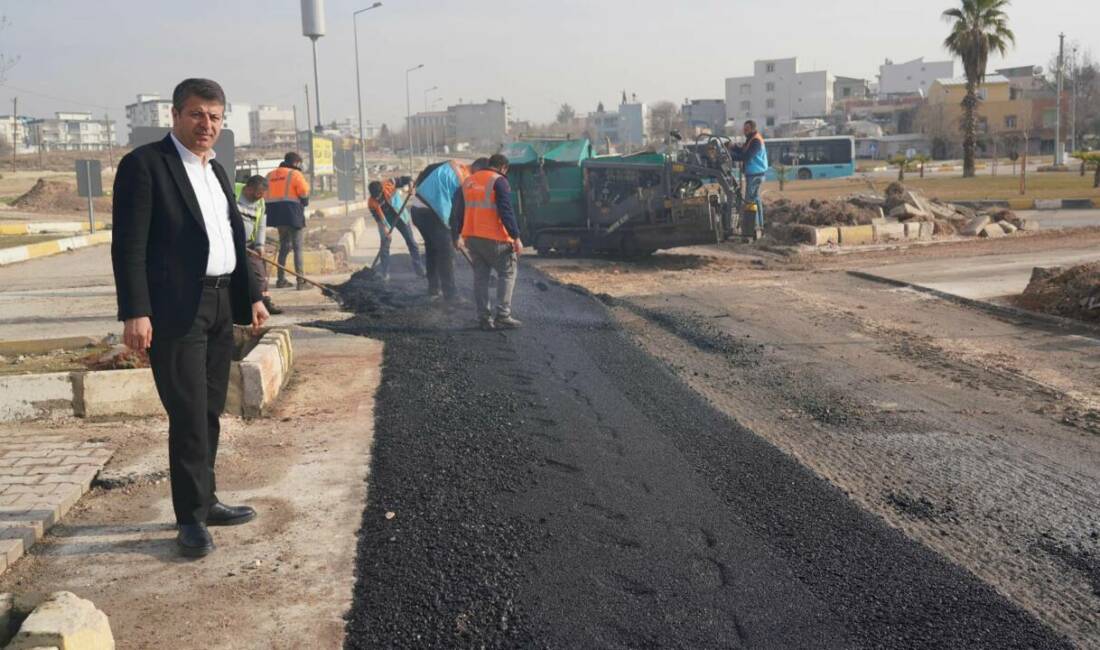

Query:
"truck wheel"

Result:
[[797, 168, 813, 180]]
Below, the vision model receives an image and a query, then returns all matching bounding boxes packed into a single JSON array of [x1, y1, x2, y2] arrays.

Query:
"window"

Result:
[[740, 100, 751, 111], [977, 117, 989, 133], [1042, 109, 1057, 128], [766, 99, 775, 109], [766, 82, 775, 92], [1004, 115, 1017, 129], [843, 88, 852, 97], [766, 116, 776, 127], [740, 83, 752, 94], [1010, 88, 1021, 100], [766, 63, 776, 73]]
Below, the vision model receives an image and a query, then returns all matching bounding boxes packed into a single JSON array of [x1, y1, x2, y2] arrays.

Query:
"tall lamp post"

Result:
[[406, 64, 424, 173], [353, 1, 383, 200], [301, 0, 327, 133], [421, 85, 438, 157]]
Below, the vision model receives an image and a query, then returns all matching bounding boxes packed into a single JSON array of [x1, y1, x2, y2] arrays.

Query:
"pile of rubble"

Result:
[[766, 182, 1038, 242], [1016, 263, 1100, 322], [11, 178, 113, 213]]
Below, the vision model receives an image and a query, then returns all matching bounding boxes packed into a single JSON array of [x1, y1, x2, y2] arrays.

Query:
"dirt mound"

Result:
[[767, 198, 879, 227], [1017, 263, 1100, 321], [11, 178, 112, 213]]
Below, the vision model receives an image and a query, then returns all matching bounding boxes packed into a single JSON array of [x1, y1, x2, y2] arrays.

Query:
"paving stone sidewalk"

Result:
[[0, 432, 112, 572]]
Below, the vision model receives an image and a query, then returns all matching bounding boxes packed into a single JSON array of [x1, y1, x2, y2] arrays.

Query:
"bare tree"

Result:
[[0, 13, 18, 84], [648, 101, 679, 143], [556, 103, 576, 125]]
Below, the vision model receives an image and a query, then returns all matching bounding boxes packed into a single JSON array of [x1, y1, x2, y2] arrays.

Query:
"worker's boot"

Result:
[[262, 296, 283, 315], [495, 315, 523, 330], [275, 278, 293, 289], [296, 278, 308, 291]]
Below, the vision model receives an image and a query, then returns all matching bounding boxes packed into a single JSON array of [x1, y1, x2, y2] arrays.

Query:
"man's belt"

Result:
[[201, 275, 232, 289]]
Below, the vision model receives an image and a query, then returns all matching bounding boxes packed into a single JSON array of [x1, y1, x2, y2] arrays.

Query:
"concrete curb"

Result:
[[0, 329, 295, 423], [0, 232, 112, 267], [0, 221, 107, 236], [313, 200, 369, 218], [848, 270, 1100, 339], [327, 216, 368, 260]]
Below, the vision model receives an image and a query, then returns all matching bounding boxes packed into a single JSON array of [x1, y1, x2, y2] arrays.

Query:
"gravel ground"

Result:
[[325, 256, 1069, 649]]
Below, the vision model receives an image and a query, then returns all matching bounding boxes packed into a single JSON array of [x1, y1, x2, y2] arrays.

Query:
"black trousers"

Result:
[[410, 206, 457, 299], [149, 284, 235, 525]]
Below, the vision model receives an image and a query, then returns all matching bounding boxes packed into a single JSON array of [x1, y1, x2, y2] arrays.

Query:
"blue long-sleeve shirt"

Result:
[[450, 175, 520, 241]]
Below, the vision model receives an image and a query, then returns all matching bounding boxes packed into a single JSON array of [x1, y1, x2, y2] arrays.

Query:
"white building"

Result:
[[618, 102, 650, 149], [682, 99, 727, 134], [27, 112, 113, 151], [0, 115, 32, 154], [448, 99, 510, 150], [224, 102, 251, 147], [878, 57, 955, 98], [125, 94, 173, 142], [249, 105, 297, 150], [725, 58, 832, 131]]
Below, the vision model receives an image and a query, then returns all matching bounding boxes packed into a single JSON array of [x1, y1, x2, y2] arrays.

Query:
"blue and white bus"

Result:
[[763, 136, 856, 181]]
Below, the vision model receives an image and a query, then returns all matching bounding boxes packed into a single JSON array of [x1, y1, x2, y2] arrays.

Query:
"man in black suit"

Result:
[[111, 78, 269, 558]]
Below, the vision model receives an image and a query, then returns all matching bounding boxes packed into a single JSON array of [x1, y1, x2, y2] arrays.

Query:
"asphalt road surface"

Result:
[[325, 255, 1070, 649]]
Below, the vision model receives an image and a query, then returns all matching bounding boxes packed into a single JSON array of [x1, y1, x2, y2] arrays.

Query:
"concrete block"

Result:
[[1008, 198, 1034, 210], [873, 222, 906, 242], [838, 225, 875, 246], [1034, 199, 1062, 211], [888, 203, 928, 221], [73, 369, 161, 419], [980, 223, 1006, 238], [0, 374, 75, 422], [903, 222, 922, 240], [808, 226, 839, 246], [227, 328, 293, 418], [961, 215, 992, 236], [919, 222, 934, 240], [224, 362, 244, 417], [6, 591, 114, 650], [999, 221, 1019, 234], [301, 249, 336, 275]]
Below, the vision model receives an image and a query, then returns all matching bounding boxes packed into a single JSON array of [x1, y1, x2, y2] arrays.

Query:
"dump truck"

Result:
[[502, 135, 746, 257]]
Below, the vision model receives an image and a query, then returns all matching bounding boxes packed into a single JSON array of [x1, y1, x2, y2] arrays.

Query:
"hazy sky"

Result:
[[1, 0, 1096, 138]]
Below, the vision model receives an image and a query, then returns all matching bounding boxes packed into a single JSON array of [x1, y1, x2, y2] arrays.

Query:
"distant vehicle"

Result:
[[764, 136, 855, 181]]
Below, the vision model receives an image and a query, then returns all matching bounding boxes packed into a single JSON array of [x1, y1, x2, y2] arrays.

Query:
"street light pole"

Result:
[[353, 2, 383, 200], [1055, 33, 1065, 166], [406, 64, 424, 173]]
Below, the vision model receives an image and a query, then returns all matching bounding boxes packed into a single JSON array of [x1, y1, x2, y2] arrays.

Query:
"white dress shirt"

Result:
[[170, 133, 237, 276]]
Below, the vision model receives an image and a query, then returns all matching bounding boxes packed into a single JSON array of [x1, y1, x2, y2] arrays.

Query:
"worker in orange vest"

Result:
[[451, 154, 523, 330], [264, 152, 310, 289]]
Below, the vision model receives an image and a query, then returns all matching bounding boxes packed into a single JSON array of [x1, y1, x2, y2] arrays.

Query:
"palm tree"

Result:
[[942, 0, 1015, 178]]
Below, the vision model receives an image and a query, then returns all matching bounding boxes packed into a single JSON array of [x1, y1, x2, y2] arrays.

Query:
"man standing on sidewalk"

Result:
[[265, 152, 310, 290], [451, 154, 523, 330], [111, 78, 268, 558], [234, 175, 282, 315]]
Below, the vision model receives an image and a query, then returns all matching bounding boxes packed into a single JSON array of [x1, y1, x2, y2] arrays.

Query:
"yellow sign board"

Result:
[[312, 136, 334, 176]]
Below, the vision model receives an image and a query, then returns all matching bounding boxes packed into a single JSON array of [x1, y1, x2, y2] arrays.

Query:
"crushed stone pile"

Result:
[[11, 178, 113, 213], [1017, 263, 1100, 322], [766, 182, 1039, 242]]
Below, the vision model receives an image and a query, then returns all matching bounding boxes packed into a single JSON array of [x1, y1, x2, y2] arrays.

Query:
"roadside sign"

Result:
[[75, 159, 103, 198], [336, 149, 356, 202], [75, 160, 102, 234], [906, 148, 917, 160], [312, 136, 334, 176]]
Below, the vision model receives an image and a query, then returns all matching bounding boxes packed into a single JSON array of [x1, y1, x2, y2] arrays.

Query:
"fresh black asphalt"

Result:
[[323, 256, 1071, 649]]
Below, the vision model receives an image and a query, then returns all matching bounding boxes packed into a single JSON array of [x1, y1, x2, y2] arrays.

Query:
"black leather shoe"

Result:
[[177, 523, 214, 558], [207, 502, 257, 526]]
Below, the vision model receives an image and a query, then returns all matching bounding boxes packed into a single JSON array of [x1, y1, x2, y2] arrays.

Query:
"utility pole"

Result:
[[1070, 46, 1078, 154], [11, 97, 16, 174], [1055, 33, 1065, 167], [353, 3, 383, 202], [104, 112, 114, 171], [304, 84, 315, 194]]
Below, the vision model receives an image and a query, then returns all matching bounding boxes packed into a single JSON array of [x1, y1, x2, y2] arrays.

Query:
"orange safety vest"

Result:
[[265, 167, 309, 205], [460, 170, 511, 243], [368, 180, 397, 223]]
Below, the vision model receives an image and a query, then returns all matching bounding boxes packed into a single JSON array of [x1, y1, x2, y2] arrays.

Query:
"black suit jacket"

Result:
[[112, 135, 261, 340]]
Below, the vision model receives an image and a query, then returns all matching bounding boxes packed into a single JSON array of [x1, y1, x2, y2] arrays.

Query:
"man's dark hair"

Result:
[[245, 175, 267, 190], [744, 119, 757, 130], [283, 152, 303, 166], [172, 78, 226, 112], [487, 153, 510, 170], [368, 181, 384, 198], [470, 157, 490, 172]]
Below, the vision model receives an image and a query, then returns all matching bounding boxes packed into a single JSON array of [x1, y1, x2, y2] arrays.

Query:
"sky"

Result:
[[0, 0, 1096, 141]]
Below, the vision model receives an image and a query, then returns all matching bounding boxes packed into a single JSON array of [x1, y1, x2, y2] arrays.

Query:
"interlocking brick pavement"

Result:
[[0, 432, 112, 573]]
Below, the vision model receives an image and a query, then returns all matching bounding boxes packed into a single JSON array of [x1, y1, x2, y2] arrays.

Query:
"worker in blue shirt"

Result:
[[729, 120, 769, 239]]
